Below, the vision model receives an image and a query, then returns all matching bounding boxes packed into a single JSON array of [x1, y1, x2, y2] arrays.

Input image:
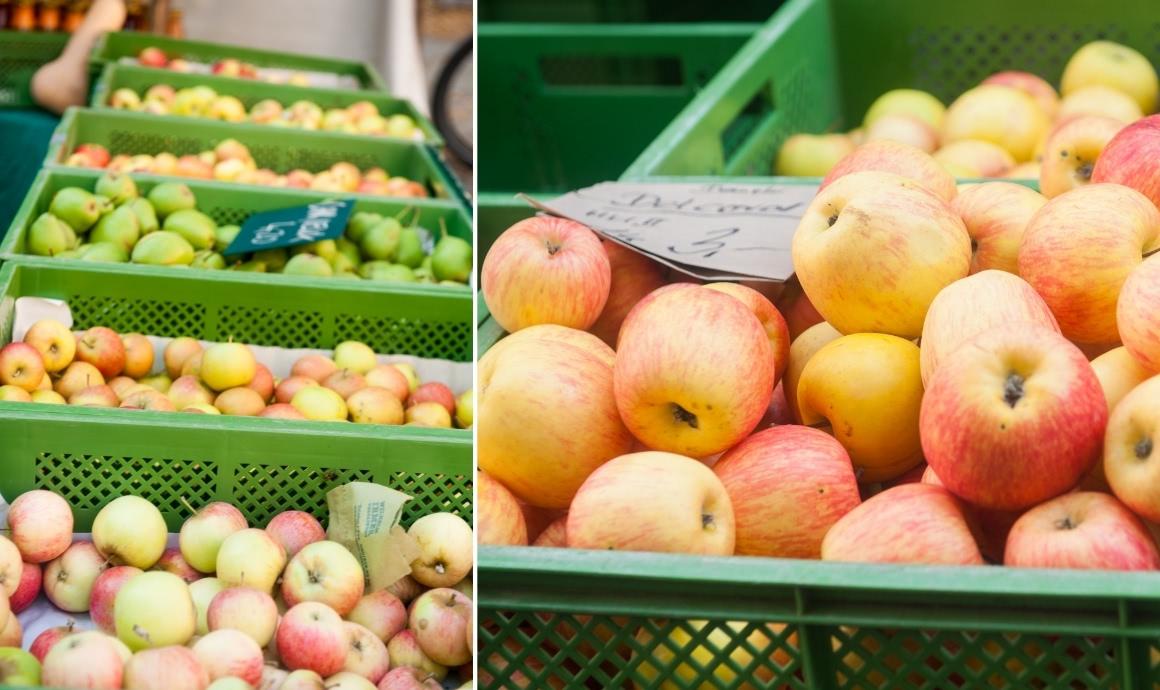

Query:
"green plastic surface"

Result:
[[90, 62, 444, 148], [90, 31, 387, 91], [0, 30, 67, 108], [42, 107, 466, 205], [2, 169, 472, 360], [477, 191, 535, 262], [625, 0, 1160, 179], [477, 23, 757, 195], [480, 1, 779, 23]]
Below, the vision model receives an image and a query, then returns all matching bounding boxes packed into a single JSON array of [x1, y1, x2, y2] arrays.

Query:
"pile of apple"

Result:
[[65, 138, 430, 199], [27, 172, 472, 285], [777, 40, 1157, 195], [0, 319, 473, 428], [107, 83, 424, 141], [135, 47, 321, 89], [0, 488, 474, 689], [477, 108, 1160, 575]]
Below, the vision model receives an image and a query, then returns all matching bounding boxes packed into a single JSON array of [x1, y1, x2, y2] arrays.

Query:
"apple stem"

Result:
[[1145, 246, 1160, 259], [133, 625, 151, 644], [439, 217, 448, 240], [392, 205, 414, 221], [1136, 437, 1153, 460], [179, 496, 198, 515], [701, 513, 715, 532]]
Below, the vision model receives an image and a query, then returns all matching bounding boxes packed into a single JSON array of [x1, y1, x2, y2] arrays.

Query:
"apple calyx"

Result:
[[543, 240, 562, 256], [827, 212, 839, 227], [308, 568, 323, 584], [671, 403, 699, 429], [701, 513, 716, 532], [1003, 373, 1025, 408], [1136, 437, 1153, 460], [1054, 516, 1078, 531], [1075, 162, 1094, 182], [133, 624, 152, 644]]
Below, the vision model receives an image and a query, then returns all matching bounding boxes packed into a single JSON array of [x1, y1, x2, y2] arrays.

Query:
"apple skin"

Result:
[[406, 382, 455, 415], [1102, 375, 1160, 522], [921, 326, 1106, 511], [703, 282, 790, 384], [796, 333, 924, 483], [281, 540, 365, 616], [180, 501, 248, 574], [1005, 492, 1160, 570], [614, 283, 774, 457], [192, 629, 265, 685], [0, 646, 41, 685], [407, 513, 473, 588], [276, 375, 320, 404], [567, 451, 735, 555], [292, 355, 338, 383], [822, 483, 984, 565], [120, 333, 154, 380], [588, 240, 667, 347], [278, 669, 324, 690], [932, 140, 1015, 177], [259, 402, 306, 419], [29, 623, 74, 662], [1060, 88, 1143, 127], [92, 495, 167, 569], [266, 510, 326, 558], [942, 85, 1049, 162], [0, 536, 21, 599], [43, 540, 107, 612], [0, 609, 20, 646], [377, 667, 442, 690], [1039, 115, 1122, 198], [89, 565, 143, 633], [152, 547, 202, 583], [407, 588, 471, 666], [207, 586, 279, 647], [1117, 255, 1160, 370], [385, 631, 447, 681], [7, 489, 73, 563], [533, 517, 568, 547], [114, 570, 197, 651], [215, 528, 286, 594], [1092, 114, 1160, 213], [775, 132, 857, 176], [9, 560, 40, 613], [477, 470, 528, 546], [864, 88, 946, 130], [478, 325, 633, 509], [342, 622, 390, 683], [189, 577, 224, 635], [201, 342, 257, 392], [55, 361, 105, 399], [23, 319, 75, 373], [982, 70, 1060, 118], [482, 216, 611, 333], [363, 366, 409, 401], [819, 140, 957, 202], [1062, 40, 1159, 115], [75, 327, 126, 379], [277, 602, 349, 677], [921, 466, 1019, 563], [41, 630, 125, 690], [794, 171, 970, 338], [784, 322, 841, 424], [123, 645, 209, 690], [864, 114, 939, 153], [1018, 183, 1160, 346], [0, 343, 47, 393], [918, 270, 1059, 386], [713, 425, 859, 558], [949, 182, 1047, 274], [347, 589, 407, 643]]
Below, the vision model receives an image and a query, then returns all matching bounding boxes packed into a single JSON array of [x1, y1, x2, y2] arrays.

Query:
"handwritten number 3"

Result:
[[667, 228, 740, 258]]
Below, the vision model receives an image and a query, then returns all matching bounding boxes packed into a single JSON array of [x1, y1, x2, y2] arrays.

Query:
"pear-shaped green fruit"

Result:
[[330, 252, 357, 275], [395, 227, 424, 268], [79, 242, 130, 263], [126, 198, 159, 234], [163, 209, 217, 250], [360, 218, 401, 261], [420, 255, 433, 272], [413, 266, 436, 283], [191, 250, 226, 269], [213, 224, 241, 253], [49, 187, 101, 232], [334, 271, 362, 280], [92, 194, 115, 216], [347, 211, 383, 242], [336, 236, 362, 264], [28, 213, 78, 256], [431, 235, 472, 282], [95, 172, 138, 205], [292, 240, 337, 261], [90, 206, 141, 251], [55, 248, 83, 260], [147, 182, 197, 219], [131, 231, 196, 265], [283, 253, 334, 277], [231, 261, 268, 272], [358, 260, 392, 279], [366, 263, 416, 283], [252, 248, 288, 272]]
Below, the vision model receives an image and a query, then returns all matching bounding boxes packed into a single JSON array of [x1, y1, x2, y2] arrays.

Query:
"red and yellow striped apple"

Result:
[[1038, 115, 1122, 198], [949, 182, 1046, 274], [1005, 492, 1160, 570], [477, 470, 527, 546], [819, 140, 956, 202]]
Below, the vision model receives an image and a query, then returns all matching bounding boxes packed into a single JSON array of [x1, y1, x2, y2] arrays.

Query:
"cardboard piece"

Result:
[[326, 482, 418, 591]]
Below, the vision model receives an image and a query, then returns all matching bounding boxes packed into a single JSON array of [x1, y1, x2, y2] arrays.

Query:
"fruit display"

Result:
[[0, 488, 475, 689], [64, 138, 431, 199], [0, 320, 472, 428], [106, 83, 425, 141], [134, 46, 331, 89], [775, 40, 1158, 197], [21, 173, 472, 285]]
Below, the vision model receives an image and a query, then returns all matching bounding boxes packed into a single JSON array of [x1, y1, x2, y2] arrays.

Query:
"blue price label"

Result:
[[224, 199, 355, 256]]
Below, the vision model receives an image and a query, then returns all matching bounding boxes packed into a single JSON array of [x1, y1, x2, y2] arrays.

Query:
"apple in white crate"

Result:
[[342, 622, 390, 683], [291, 355, 337, 384], [168, 375, 215, 410], [377, 667, 442, 690], [477, 470, 528, 546], [189, 576, 225, 635], [793, 171, 970, 339], [192, 629, 265, 685], [121, 333, 154, 380], [567, 451, 735, 555], [387, 631, 448, 681], [822, 483, 984, 565], [481, 216, 611, 332], [948, 182, 1047, 274], [0, 648, 41, 686], [41, 630, 125, 690], [153, 547, 202, 583], [277, 602, 349, 677], [30, 623, 75, 662], [44, 540, 107, 611], [347, 589, 407, 642], [92, 495, 167, 569], [0, 536, 22, 597], [180, 501, 248, 573], [123, 645, 209, 690], [1018, 183, 1160, 346], [207, 586, 279, 647], [114, 571, 197, 650], [819, 140, 957, 202], [712, 425, 860, 559], [164, 337, 203, 379], [266, 510, 326, 558], [407, 513, 473, 588], [216, 528, 286, 593], [614, 284, 775, 457], [90, 565, 143, 633], [282, 540, 365, 615], [23, 319, 76, 372], [408, 588, 472, 667], [0, 343, 46, 393], [325, 671, 377, 690], [1005, 492, 1160, 570], [864, 113, 938, 152], [9, 561, 40, 612]]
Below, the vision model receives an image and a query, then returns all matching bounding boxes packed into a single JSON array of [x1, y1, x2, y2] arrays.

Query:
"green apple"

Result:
[[0, 647, 41, 686]]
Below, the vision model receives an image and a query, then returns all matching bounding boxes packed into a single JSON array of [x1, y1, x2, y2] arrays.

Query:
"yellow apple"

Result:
[[982, 70, 1060, 119], [1062, 40, 1159, 115], [942, 85, 1050, 162], [864, 114, 939, 153], [634, 620, 795, 690], [1038, 115, 1123, 198], [820, 140, 956, 202], [1005, 162, 1041, 179], [949, 182, 1047, 274], [774, 133, 855, 176], [1084, 346, 1155, 491], [933, 139, 1016, 177], [863, 88, 946, 130], [1118, 254, 1160, 370], [784, 321, 841, 423], [1057, 85, 1144, 125], [1104, 375, 1160, 523]]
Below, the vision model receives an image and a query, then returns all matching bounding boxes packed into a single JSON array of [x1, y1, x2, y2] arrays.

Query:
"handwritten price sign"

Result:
[[523, 182, 818, 282], [224, 199, 355, 256]]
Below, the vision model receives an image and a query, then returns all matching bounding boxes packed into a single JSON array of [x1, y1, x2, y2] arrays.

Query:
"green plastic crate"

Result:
[[480, 1, 778, 23], [624, 0, 1160, 179], [0, 261, 471, 531], [42, 107, 468, 207], [90, 62, 444, 148], [477, 191, 534, 262], [90, 31, 387, 92], [0, 30, 68, 108], [478, 23, 758, 195]]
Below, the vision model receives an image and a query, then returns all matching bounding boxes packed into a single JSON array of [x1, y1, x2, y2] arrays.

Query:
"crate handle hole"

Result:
[[720, 80, 777, 166], [537, 54, 684, 89]]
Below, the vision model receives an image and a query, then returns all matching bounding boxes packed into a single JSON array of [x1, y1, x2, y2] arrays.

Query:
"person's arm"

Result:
[[31, 0, 126, 114]]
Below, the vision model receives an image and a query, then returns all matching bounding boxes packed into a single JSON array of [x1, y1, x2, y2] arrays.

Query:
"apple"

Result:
[[1005, 492, 1160, 570], [795, 171, 970, 338], [0, 343, 46, 393], [281, 540, 365, 615], [55, 361, 104, 399], [533, 517, 567, 547], [178, 501, 247, 574], [1019, 183, 1160, 346], [919, 270, 1059, 385], [783, 322, 843, 424], [454, 389, 472, 428], [407, 382, 456, 415], [164, 337, 203, 379], [192, 629, 264, 684], [207, 678, 253, 690], [391, 363, 420, 393], [120, 389, 177, 412], [797, 333, 924, 482], [119, 333, 154, 379], [69, 384, 120, 407], [921, 326, 1106, 511], [567, 451, 734, 555], [110, 378, 145, 399], [207, 586, 279, 647], [90, 565, 143, 633], [188, 577, 225, 635], [1062, 40, 1158, 114], [478, 326, 633, 508], [364, 366, 409, 401], [29, 623, 74, 662], [279, 669, 325, 690], [1006, 161, 1041, 178], [7, 489, 73, 563], [342, 623, 390, 683], [864, 114, 939, 152], [216, 528, 286, 593], [75, 327, 126, 379], [324, 671, 377, 690], [588, 240, 668, 347], [481, 216, 611, 332], [932, 139, 1016, 177], [266, 510, 325, 558], [43, 540, 106, 611], [214, 387, 267, 415], [291, 386, 348, 421], [1094, 113, 1160, 218], [942, 85, 1049, 162], [201, 342, 257, 391], [703, 282, 791, 384], [30, 389, 64, 404], [713, 425, 859, 558], [982, 70, 1060, 118], [407, 512, 472, 587], [404, 401, 451, 427], [477, 470, 528, 546], [1102, 374, 1160, 522], [123, 645, 209, 690], [23, 319, 75, 372], [247, 363, 275, 401], [115, 571, 196, 650], [0, 386, 30, 402], [863, 88, 946, 130], [323, 370, 368, 400], [152, 548, 201, 582], [377, 668, 442, 690], [277, 602, 348, 676], [292, 355, 338, 383], [1038, 115, 1122, 198], [407, 588, 471, 666], [139, 372, 171, 393], [822, 483, 983, 565], [386, 631, 447, 681], [774, 133, 857, 176], [819, 140, 956, 202], [9, 560, 40, 612], [333, 341, 377, 375], [949, 182, 1047, 274], [41, 630, 124, 689], [93, 495, 167, 568], [347, 387, 405, 425], [275, 376, 320, 404], [0, 647, 41, 686], [168, 375, 215, 410], [347, 590, 406, 642]]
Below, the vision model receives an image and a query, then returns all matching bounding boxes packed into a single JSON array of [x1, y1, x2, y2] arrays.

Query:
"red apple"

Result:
[[1005, 492, 1160, 570], [247, 363, 275, 401], [192, 629, 264, 685], [477, 470, 527, 546], [703, 282, 791, 385], [90, 565, 143, 633], [137, 46, 168, 68], [377, 667, 442, 690], [277, 602, 349, 677], [29, 622, 75, 662], [23, 319, 75, 373], [1039, 115, 1122, 198], [152, 547, 202, 583], [324, 370, 368, 400], [75, 327, 126, 379], [406, 382, 455, 414], [120, 333, 154, 380], [0, 343, 46, 393], [9, 561, 40, 613], [281, 540, 365, 616], [364, 365, 409, 401], [123, 645, 209, 690], [7, 489, 73, 563], [407, 588, 471, 666], [164, 338, 203, 379], [207, 586, 279, 647], [347, 590, 406, 643], [949, 182, 1047, 274], [42, 630, 124, 689], [1091, 114, 1160, 210], [266, 510, 326, 558], [587, 240, 667, 347], [292, 354, 338, 383], [259, 403, 307, 419]]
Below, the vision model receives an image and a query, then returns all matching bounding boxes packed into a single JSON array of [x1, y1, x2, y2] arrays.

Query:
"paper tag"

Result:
[[326, 482, 416, 592], [526, 181, 818, 282], [223, 199, 354, 256]]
